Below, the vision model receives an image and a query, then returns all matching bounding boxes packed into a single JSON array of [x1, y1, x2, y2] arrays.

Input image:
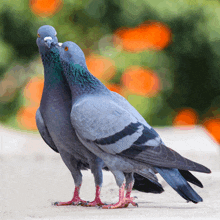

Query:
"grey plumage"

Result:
[[36, 25, 106, 206], [58, 41, 211, 207], [36, 26, 163, 207], [36, 108, 58, 153]]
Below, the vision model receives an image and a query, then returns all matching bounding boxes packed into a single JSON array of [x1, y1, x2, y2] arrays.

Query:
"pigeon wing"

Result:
[[71, 95, 156, 155], [36, 108, 59, 153], [71, 95, 210, 174]]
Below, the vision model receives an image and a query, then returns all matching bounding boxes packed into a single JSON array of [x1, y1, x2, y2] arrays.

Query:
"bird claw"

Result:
[[97, 203, 108, 209], [75, 201, 82, 206], [54, 198, 87, 206], [84, 201, 105, 207], [101, 197, 138, 209], [77, 201, 89, 206]]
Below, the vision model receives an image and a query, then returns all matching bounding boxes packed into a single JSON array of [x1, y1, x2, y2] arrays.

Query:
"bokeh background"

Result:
[[0, 0, 220, 145]]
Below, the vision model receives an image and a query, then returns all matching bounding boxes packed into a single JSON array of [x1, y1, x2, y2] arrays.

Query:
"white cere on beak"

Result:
[[58, 42, 63, 47], [44, 36, 53, 41]]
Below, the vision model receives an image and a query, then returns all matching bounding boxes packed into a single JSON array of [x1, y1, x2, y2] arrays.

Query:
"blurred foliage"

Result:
[[0, 0, 220, 143]]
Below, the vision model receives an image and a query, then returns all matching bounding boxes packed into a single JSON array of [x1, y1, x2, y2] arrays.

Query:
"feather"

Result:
[[57, 40, 211, 206]]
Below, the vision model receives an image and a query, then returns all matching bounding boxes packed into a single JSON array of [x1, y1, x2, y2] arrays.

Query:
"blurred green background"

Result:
[[0, 0, 220, 143]]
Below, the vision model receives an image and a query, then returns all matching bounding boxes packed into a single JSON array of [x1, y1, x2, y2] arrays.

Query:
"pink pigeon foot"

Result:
[[124, 181, 138, 207], [84, 185, 105, 207], [54, 185, 87, 206], [102, 183, 138, 209]]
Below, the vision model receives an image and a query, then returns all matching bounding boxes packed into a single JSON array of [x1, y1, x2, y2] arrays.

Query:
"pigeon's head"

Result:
[[36, 25, 58, 53], [59, 41, 87, 70]]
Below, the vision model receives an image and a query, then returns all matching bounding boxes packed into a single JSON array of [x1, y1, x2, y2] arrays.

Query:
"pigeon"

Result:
[[35, 25, 164, 207], [58, 41, 211, 209], [36, 25, 107, 206]]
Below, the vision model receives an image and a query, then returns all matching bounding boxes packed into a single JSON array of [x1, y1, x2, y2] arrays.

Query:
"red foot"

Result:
[[84, 185, 105, 207], [102, 183, 138, 209], [54, 185, 87, 206], [102, 197, 137, 209], [123, 197, 138, 208], [124, 181, 137, 207], [54, 197, 87, 206], [85, 198, 105, 207]]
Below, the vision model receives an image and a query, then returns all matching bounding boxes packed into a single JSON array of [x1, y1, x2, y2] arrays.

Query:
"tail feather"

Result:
[[179, 170, 203, 188], [120, 144, 211, 174], [156, 167, 203, 203], [133, 173, 164, 194]]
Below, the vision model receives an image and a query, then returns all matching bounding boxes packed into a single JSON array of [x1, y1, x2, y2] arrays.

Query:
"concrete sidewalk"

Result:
[[1, 125, 220, 220]]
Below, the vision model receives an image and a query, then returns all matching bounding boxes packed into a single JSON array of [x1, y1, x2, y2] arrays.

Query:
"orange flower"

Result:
[[203, 118, 220, 144], [115, 21, 171, 52], [23, 76, 44, 106], [121, 66, 160, 96], [86, 54, 116, 81], [105, 83, 122, 94], [17, 106, 38, 130], [173, 108, 198, 129], [30, 0, 62, 17]]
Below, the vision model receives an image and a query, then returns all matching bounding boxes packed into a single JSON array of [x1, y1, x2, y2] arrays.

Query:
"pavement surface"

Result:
[[0, 125, 220, 220]]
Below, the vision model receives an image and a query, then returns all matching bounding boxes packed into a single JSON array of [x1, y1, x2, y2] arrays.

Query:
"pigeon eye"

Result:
[[64, 47, 69, 51], [37, 33, 40, 38]]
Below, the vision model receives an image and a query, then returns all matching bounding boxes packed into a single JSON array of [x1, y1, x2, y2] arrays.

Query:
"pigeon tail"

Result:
[[133, 173, 164, 193], [156, 167, 203, 203], [179, 170, 203, 188], [120, 143, 211, 174]]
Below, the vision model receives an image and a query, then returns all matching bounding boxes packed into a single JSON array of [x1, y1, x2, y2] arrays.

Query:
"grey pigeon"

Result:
[[58, 41, 211, 209], [35, 25, 164, 207], [36, 25, 106, 206]]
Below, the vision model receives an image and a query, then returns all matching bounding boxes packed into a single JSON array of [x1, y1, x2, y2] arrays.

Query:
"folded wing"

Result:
[[71, 95, 210, 174]]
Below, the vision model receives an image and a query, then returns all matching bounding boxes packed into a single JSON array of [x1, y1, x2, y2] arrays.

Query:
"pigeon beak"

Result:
[[54, 42, 62, 48], [44, 36, 53, 48]]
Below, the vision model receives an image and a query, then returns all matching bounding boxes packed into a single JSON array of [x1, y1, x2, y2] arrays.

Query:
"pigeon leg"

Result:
[[124, 172, 137, 207], [102, 172, 138, 209], [102, 183, 127, 209], [101, 184, 138, 209], [54, 150, 87, 206], [124, 180, 137, 207], [54, 184, 87, 206], [84, 157, 105, 206], [102, 170, 137, 209], [84, 185, 105, 207]]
